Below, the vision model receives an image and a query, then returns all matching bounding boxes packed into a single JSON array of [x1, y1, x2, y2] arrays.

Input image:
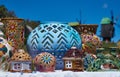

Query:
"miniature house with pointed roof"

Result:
[[62, 47, 84, 71], [9, 49, 32, 73]]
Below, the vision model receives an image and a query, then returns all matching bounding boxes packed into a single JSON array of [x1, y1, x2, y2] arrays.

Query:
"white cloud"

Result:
[[103, 3, 108, 9]]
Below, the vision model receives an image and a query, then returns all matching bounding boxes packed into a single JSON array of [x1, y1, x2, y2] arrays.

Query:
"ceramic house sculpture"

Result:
[[9, 49, 32, 73], [27, 23, 82, 69], [62, 47, 84, 71], [34, 52, 56, 72]]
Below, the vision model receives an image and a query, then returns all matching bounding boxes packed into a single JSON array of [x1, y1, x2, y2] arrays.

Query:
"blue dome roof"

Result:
[[27, 23, 82, 58]]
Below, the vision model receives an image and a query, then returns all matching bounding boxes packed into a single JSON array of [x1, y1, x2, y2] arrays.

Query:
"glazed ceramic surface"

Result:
[[0, 37, 12, 71], [34, 52, 56, 72], [27, 23, 82, 58]]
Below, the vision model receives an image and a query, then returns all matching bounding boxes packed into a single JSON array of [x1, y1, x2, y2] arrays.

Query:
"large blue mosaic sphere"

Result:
[[27, 23, 82, 58]]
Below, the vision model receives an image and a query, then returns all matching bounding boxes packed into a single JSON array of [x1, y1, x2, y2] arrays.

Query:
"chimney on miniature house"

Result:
[[71, 47, 76, 56], [1, 18, 25, 52]]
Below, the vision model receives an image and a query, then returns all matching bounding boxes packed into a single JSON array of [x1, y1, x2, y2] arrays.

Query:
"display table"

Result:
[[0, 71, 120, 77]]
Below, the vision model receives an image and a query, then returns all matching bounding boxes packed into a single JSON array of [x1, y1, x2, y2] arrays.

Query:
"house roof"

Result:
[[101, 17, 111, 24], [63, 47, 84, 59], [11, 49, 32, 61]]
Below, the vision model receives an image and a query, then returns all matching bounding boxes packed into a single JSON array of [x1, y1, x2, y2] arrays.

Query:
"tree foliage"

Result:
[[0, 5, 40, 28], [0, 5, 16, 18], [0, 5, 40, 31]]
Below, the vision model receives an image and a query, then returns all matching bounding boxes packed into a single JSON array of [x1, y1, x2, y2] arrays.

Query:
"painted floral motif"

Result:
[[34, 52, 56, 72], [6, 21, 17, 33], [41, 55, 52, 64], [81, 33, 101, 54], [34, 52, 55, 66], [2, 18, 25, 52]]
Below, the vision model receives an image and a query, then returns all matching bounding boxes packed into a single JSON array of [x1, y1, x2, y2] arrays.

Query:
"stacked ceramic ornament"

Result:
[[0, 22, 83, 72], [0, 21, 120, 73], [27, 22, 82, 70]]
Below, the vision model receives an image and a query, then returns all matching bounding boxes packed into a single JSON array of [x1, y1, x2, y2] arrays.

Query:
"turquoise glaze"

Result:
[[27, 23, 82, 58]]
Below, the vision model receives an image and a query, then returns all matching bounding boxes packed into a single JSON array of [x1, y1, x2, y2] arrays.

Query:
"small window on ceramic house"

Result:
[[29, 64, 31, 69], [65, 61, 72, 68], [22, 63, 31, 70], [14, 63, 21, 70]]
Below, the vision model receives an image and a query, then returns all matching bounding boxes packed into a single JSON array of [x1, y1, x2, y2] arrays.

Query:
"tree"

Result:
[[0, 5, 16, 18], [0, 5, 40, 44]]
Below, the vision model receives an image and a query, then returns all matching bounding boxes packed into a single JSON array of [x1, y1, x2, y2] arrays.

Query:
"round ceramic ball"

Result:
[[27, 23, 82, 58], [34, 52, 56, 72]]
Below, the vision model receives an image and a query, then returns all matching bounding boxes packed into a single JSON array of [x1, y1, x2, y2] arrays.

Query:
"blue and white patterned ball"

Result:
[[27, 23, 82, 58]]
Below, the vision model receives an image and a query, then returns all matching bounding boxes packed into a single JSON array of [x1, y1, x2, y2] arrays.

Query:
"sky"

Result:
[[0, 0, 120, 42]]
